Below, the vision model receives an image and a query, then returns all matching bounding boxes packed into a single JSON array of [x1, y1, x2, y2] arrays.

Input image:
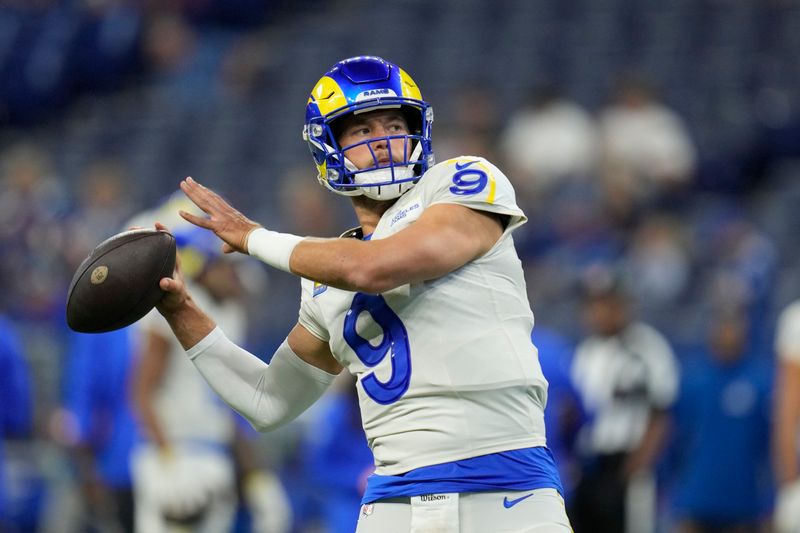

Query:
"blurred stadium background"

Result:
[[0, 0, 798, 531]]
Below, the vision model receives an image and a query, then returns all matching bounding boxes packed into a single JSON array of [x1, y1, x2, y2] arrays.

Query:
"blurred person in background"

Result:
[[0, 142, 70, 321], [0, 314, 34, 531], [773, 299, 800, 533], [701, 212, 777, 356], [496, 85, 601, 269], [277, 166, 351, 238], [300, 374, 374, 533], [532, 326, 583, 500], [569, 265, 679, 533], [597, 73, 696, 225], [47, 159, 141, 532], [130, 201, 290, 533], [434, 83, 502, 163], [498, 85, 598, 203], [669, 308, 773, 533], [154, 55, 571, 532], [622, 214, 690, 311], [230, 424, 292, 533], [141, 10, 197, 79], [54, 327, 140, 533], [63, 159, 137, 271], [131, 222, 244, 533]]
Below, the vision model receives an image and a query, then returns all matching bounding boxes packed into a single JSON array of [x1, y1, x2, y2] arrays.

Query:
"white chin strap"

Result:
[[353, 165, 416, 200], [347, 141, 422, 200]]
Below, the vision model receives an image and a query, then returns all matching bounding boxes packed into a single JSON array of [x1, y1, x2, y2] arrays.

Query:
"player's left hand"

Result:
[[179, 177, 262, 254]]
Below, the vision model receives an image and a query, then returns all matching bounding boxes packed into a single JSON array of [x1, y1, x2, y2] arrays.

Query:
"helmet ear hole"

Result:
[[400, 106, 422, 135], [328, 116, 347, 147]]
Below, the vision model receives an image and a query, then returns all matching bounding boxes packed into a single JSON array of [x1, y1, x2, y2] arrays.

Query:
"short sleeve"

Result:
[[298, 278, 331, 343], [640, 325, 680, 409], [776, 301, 800, 362], [420, 157, 527, 234]]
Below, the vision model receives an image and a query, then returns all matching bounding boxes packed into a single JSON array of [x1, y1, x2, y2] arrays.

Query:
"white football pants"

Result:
[[356, 488, 572, 533]]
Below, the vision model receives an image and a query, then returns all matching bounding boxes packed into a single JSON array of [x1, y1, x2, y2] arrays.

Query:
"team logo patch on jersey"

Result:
[[313, 282, 328, 297], [389, 201, 421, 227]]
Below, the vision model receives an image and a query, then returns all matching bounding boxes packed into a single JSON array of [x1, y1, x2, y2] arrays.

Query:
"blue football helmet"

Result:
[[303, 56, 434, 200], [126, 191, 224, 280], [173, 224, 225, 280]]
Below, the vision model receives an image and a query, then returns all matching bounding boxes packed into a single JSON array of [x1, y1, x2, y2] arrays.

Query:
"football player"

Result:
[[130, 208, 290, 533], [157, 56, 571, 532]]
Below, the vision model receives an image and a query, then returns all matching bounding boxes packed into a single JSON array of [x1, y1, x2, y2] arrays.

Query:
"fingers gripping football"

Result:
[[153, 222, 190, 315], [179, 177, 261, 254]]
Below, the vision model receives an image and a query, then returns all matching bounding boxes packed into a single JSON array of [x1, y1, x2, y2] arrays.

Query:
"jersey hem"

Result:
[[363, 481, 563, 504], [297, 314, 330, 343], [372, 438, 548, 476]]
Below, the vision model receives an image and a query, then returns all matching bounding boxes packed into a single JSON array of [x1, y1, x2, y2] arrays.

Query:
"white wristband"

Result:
[[246, 228, 304, 272]]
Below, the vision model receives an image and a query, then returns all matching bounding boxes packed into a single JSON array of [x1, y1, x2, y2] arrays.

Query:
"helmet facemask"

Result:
[[305, 101, 434, 200], [348, 135, 423, 200]]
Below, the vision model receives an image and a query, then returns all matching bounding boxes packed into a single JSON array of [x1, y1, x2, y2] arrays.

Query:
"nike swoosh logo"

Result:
[[503, 493, 534, 509], [454, 161, 476, 170]]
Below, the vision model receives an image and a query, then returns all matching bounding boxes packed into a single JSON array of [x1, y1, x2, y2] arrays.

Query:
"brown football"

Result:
[[66, 229, 176, 333]]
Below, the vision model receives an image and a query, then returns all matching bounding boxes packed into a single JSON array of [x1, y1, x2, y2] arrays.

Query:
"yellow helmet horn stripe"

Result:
[[309, 76, 348, 117], [398, 68, 422, 100]]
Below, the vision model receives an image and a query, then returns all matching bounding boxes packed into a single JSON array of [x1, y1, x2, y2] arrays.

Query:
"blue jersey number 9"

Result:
[[343, 293, 412, 405], [450, 161, 488, 196]]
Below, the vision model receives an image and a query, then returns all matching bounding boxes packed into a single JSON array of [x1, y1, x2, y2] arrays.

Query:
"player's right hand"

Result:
[[153, 222, 191, 316], [178, 176, 262, 255]]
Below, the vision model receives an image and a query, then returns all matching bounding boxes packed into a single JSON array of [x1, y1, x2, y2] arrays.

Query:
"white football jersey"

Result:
[[298, 157, 548, 475], [570, 322, 678, 455]]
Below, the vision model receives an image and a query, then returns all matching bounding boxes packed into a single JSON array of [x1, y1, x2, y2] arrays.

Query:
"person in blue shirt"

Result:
[[300, 374, 375, 533], [531, 325, 582, 500], [58, 327, 139, 533], [0, 315, 34, 529], [670, 308, 774, 532]]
